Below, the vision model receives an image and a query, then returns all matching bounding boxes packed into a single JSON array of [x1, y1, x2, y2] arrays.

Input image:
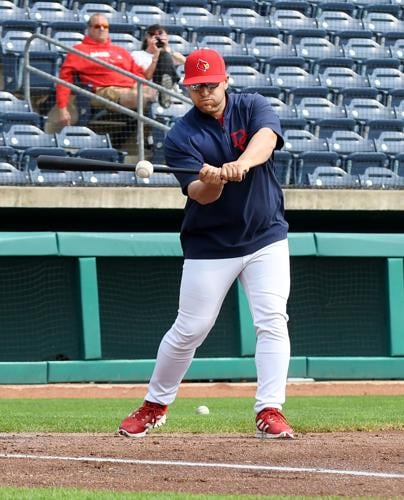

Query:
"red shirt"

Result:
[[56, 35, 145, 108]]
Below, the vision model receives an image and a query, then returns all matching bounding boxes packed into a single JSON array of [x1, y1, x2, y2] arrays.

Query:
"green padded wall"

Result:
[[0, 257, 83, 361], [288, 257, 389, 356], [96, 257, 240, 359]]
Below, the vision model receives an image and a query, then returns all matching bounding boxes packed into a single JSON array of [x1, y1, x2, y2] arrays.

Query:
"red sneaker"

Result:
[[256, 408, 294, 439], [118, 401, 168, 438]]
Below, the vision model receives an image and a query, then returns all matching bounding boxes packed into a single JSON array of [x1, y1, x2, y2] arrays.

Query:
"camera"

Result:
[[155, 37, 164, 48]]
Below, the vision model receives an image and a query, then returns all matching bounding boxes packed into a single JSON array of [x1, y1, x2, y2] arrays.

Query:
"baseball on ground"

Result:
[[135, 160, 154, 178], [196, 405, 210, 415]]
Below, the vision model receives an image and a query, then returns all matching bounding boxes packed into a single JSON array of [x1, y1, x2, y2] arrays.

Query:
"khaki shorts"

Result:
[[94, 85, 157, 110]]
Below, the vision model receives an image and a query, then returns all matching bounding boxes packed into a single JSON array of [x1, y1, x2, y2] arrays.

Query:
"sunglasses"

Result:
[[91, 23, 109, 29], [188, 82, 220, 91]]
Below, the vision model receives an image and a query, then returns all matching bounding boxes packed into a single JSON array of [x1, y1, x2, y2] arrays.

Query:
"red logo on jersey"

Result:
[[231, 129, 248, 151], [196, 58, 209, 72]]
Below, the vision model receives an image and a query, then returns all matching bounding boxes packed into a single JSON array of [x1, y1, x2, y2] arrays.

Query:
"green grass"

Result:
[[1, 396, 402, 499], [0, 489, 386, 500], [0, 396, 403, 434]]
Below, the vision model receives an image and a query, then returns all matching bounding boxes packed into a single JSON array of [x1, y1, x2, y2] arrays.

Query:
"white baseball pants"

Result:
[[146, 238, 291, 414]]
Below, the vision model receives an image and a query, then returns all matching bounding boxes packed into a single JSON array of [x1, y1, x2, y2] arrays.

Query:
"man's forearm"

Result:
[[187, 180, 224, 205], [239, 128, 278, 169]]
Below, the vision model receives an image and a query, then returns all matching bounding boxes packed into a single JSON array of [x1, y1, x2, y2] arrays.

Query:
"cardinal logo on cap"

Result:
[[196, 58, 209, 72]]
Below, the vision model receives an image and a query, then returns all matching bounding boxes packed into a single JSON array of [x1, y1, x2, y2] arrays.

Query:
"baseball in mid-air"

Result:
[[135, 160, 154, 178], [196, 405, 210, 415]]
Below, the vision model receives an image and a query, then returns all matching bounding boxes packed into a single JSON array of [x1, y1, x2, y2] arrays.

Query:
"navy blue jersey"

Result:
[[164, 92, 288, 259]]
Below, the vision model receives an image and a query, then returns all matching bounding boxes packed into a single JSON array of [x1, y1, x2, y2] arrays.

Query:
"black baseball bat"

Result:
[[37, 155, 199, 175]]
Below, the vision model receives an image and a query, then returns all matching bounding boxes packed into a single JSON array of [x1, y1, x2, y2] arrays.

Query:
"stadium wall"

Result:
[[0, 229, 403, 384]]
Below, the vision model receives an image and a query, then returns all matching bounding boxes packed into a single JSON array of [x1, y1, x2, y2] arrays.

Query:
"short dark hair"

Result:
[[141, 24, 165, 50]]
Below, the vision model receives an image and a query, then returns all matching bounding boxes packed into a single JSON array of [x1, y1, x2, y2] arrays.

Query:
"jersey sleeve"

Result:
[[164, 130, 202, 195], [247, 93, 284, 151]]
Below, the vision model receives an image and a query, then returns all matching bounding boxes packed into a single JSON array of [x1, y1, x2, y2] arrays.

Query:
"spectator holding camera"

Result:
[[131, 24, 185, 108]]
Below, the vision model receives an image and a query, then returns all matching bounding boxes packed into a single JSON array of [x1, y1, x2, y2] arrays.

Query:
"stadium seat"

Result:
[[135, 168, 180, 186], [270, 9, 317, 36], [295, 150, 340, 184], [167, 33, 194, 57], [1, 30, 59, 93], [226, 65, 270, 92], [197, 35, 251, 66], [389, 38, 404, 61], [0, 91, 42, 130], [345, 151, 390, 175], [367, 119, 404, 139], [267, 96, 298, 120], [317, 11, 363, 40], [307, 166, 359, 187], [295, 97, 347, 132], [319, 67, 369, 98], [55, 125, 123, 161], [315, 118, 357, 138], [0, 0, 38, 32], [327, 130, 375, 160], [2, 124, 67, 169], [109, 32, 141, 52], [359, 167, 404, 188], [394, 153, 404, 177], [273, 150, 293, 185], [0, 145, 19, 165], [170, 0, 211, 11], [30, 167, 84, 186], [270, 0, 312, 16], [81, 170, 136, 186], [344, 98, 397, 135], [222, 7, 270, 40], [367, 68, 404, 102], [288, 85, 331, 104], [374, 131, 404, 160], [394, 100, 404, 121], [283, 129, 328, 155], [341, 37, 391, 69], [150, 98, 193, 124], [29, 2, 83, 34], [174, 6, 223, 41], [52, 31, 85, 53], [0, 161, 30, 185], [247, 35, 296, 72], [362, 12, 404, 39], [272, 66, 320, 94], [295, 35, 344, 70]]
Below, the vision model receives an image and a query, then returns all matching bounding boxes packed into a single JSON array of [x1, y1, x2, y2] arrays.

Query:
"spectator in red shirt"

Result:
[[46, 14, 157, 133]]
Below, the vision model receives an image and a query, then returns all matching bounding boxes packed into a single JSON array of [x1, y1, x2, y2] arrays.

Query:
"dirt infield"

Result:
[[0, 382, 403, 497]]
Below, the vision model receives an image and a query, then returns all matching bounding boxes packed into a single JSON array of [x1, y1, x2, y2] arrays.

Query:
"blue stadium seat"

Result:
[[267, 96, 298, 120], [197, 35, 251, 66], [135, 168, 180, 186], [374, 131, 404, 163], [345, 151, 390, 175], [394, 153, 404, 177], [344, 98, 397, 135], [362, 12, 404, 39], [270, 9, 317, 36], [270, 0, 312, 16], [315, 118, 357, 138], [167, 33, 194, 57], [150, 98, 193, 124], [0, 0, 38, 32], [213, 0, 260, 14], [288, 85, 331, 104], [341, 37, 391, 68], [272, 65, 320, 95], [319, 66, 369, 98], [327, 130, 375, 160], [81, 170, 136, 186], [248, 35, 296, 72], [1, 30, 59, 93], [295, 35, 344, 71], [109, 32, 141, 52], [0, 161, 30, 185], [389, 38, 404, 61], [295, 150, 340, 184], [317, 11, 363, 40], [55, 125, 123, 161], [367, 119, 404, 140], [0, 91, 42, 130], [283, 129, 328, 155], [273, 150, 293, 185], [174, 6, 222, 41], [394, 100, 404, 121], [295, 97, 347, 132], [227, 65, 270, 92], [222, 7, 270, 40], [0, 145, 19, 165], [368, 68, 404, 102], [29, 2, 83, 34], [307, 166, 359, 187], [52, 31, 84, 53], [359, 167, 404, 188], [30, 167, 84, 186], [2, 124, 67, 169]]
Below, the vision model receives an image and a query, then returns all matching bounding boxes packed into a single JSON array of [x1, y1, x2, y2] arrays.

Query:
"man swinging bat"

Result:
[[118, 48, 294, 439]]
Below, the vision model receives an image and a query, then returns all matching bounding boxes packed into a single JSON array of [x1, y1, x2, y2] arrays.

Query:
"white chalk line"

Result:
[[0, 453, 403, 479]]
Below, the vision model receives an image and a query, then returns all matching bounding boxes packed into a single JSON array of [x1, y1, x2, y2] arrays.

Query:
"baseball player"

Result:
[[119, 48, 294, 439]]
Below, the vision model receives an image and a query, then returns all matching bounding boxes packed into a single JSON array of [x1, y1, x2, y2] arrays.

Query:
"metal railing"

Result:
[[22, 32, 192, 161]]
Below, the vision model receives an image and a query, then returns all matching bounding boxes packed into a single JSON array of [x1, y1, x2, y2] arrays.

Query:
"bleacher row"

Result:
[[0, 0, 403, 187]]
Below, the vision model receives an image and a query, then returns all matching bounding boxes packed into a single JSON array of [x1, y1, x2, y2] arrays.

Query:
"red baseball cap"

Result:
[[183, 48, 226, 86]]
